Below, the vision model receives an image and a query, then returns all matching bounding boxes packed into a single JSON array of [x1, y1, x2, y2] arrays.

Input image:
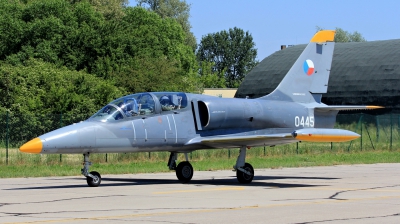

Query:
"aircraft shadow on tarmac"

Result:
[[6, 175, 338, 190]]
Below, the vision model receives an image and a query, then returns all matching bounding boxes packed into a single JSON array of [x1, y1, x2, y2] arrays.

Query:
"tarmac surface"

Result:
[[1, 163, 400, 224]]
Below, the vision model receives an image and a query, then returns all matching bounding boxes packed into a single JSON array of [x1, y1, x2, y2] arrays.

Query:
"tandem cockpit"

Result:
[[89, 92, 188, 122]]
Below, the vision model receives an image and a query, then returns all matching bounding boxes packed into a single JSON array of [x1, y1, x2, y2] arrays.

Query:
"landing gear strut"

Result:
[[234, 147, 254, 184], [168, 152, 194, 183], [81, 153, 101, 187]]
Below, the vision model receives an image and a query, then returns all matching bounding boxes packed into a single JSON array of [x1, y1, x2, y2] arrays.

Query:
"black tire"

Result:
[[87, 171, 101, 187], [236, 163, 254, 184], [176, 161, 193, 183]]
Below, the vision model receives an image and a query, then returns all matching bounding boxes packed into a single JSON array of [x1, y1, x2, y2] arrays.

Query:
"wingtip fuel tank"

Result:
[[292, 128, 360, 142]]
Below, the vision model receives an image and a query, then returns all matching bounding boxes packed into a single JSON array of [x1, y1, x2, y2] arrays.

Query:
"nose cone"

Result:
[[20, 138, 43, 154]]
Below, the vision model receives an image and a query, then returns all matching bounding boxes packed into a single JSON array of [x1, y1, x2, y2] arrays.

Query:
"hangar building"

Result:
[[235, 39, 400, 112]]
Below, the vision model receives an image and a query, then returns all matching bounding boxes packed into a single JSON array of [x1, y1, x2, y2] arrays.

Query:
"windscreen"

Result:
[[89, 93, 142, 122], [89, 92, 188, 122]]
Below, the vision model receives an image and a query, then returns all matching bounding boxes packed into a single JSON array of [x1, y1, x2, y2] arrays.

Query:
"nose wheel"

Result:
[[81, 153, 102, 187], [86, 171, 101, 187], [168, 152, 194, 183]]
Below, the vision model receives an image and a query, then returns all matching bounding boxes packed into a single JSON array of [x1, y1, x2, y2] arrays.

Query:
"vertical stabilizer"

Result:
[[260, 30, 335, 103]]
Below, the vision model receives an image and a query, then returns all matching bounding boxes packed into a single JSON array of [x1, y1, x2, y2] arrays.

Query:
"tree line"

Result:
[[0, 0, 260, 116], [0, 0, 366, 117]]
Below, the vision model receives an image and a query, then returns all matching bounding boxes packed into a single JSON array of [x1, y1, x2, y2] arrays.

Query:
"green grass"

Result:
[[0, 149, 399, 178]]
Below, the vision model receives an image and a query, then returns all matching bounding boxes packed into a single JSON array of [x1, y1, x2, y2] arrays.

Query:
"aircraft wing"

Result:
[[315, 106, 383, 111], [185, 133, 295, 148]]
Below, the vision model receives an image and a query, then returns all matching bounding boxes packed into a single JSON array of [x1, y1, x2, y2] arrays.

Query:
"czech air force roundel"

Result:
[[303, 59, 314, 76]]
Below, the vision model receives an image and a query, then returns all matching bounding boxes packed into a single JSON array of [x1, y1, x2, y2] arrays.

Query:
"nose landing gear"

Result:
[[81, 153, 101, 187], [168, 152, 194, 183]]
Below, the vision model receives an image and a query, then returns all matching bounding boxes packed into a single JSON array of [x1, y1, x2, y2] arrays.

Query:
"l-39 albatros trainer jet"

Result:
[[20, 30, 381, 187]]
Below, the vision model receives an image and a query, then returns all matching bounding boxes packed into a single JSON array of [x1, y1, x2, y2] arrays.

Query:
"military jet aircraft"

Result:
[[20, 30, 381, 187]]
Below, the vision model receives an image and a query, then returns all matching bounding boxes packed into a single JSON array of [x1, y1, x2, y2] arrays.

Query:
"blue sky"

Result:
[[129, 0, 400, 60]]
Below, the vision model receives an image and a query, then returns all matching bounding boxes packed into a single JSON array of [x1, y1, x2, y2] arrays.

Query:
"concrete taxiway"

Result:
[[1, 163, 400, 224]]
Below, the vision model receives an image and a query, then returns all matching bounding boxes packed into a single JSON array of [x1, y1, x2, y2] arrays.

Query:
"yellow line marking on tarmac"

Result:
[[6, 195, 400, 224], [153, 187, 245, 194]]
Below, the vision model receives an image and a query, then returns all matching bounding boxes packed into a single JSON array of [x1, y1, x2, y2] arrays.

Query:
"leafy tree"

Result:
[[0, 1, 25, 61], [88, 0, 128, 19], [334, 28, 366, 42], [92, 6, 200, 92], [0, 58, 125, 144], [0, 0, 199, 93], [196, 27, 258, 88], [0, 0, 202, 128], [2, 0, 105, 71], [135, 0, 197, 51], [316, 26, 367, 42], [0, 59, 124, 115], [71, 0, 128, 19], [116, 56, 202, 93], [198, 61, 226, 88]]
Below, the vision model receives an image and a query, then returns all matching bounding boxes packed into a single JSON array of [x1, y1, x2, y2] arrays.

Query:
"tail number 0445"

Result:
[[295, 116, 314, 127]]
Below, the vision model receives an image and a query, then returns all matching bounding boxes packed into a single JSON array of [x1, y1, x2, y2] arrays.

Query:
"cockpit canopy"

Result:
[[89, 92, 188, 122]]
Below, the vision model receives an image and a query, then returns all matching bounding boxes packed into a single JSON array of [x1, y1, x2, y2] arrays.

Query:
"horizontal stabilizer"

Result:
[[315, 106, 384, 111]]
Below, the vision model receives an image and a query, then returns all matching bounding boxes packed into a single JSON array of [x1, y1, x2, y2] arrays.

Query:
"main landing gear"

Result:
[[168, 152, 193, 183], [81, 153, 101, 187], [168, 147, 254, 184], [234, 146, 254, 184]]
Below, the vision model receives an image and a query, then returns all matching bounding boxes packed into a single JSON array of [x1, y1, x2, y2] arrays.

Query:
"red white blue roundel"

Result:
[[303, 59, 314, 76]]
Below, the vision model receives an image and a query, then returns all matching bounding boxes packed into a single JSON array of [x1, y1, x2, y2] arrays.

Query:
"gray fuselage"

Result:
[[38, 92, 335, 154]]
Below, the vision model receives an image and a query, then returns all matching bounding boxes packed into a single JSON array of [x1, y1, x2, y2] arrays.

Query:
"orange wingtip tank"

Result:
[[293, 128, 360, 143]]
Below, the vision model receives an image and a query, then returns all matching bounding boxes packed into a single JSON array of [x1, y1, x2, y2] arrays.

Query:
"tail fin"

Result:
[[260, 30, 335, 103]]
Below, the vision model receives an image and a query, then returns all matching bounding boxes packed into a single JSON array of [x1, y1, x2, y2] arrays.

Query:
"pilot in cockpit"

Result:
[[118, 100, 139, 117], [160, 95, 175, 111]]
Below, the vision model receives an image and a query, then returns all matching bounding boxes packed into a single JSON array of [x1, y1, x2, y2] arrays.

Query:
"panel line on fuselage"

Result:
[[131, 121, 136, 141], [166, 116, 171, 130], [172, 114, 177, 143]]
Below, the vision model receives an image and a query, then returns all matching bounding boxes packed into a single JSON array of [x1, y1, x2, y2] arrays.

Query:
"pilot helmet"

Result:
[[160, 96, 170, 105]]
